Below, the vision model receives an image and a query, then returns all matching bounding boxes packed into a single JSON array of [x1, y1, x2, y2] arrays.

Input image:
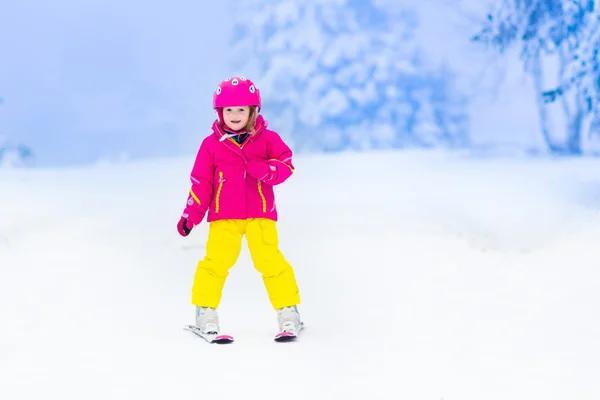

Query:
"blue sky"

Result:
[[0, 0, 231, 166]]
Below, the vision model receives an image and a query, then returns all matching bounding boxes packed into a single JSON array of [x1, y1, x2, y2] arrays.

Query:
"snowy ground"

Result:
[[1, 149, 600, 400]]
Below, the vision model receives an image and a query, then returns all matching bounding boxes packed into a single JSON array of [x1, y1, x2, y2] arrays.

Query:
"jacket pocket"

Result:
[[215, 171, 225, 213]]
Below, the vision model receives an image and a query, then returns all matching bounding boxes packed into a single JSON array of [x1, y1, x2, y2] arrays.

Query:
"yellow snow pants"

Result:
[[191, 218, 300, 310]]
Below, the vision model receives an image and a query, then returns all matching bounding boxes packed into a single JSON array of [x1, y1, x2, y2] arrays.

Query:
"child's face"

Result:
[[222, 106, 250, 131]]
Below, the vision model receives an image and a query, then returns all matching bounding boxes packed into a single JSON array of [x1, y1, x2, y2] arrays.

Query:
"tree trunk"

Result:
[[566, 91, 585, 154], [559, 45, 583, 154], [531, 50, 564, 153]]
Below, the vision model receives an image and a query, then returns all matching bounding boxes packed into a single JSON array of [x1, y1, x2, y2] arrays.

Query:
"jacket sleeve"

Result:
[[182, 138, 214, 224], [264, 131, 295, 186]]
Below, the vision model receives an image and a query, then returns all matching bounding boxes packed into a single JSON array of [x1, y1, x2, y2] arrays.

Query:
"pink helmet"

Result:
[[213, 76, 261, 110]]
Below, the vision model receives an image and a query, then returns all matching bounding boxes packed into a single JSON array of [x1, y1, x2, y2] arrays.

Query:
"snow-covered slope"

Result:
[[1, 150, 600, 399]]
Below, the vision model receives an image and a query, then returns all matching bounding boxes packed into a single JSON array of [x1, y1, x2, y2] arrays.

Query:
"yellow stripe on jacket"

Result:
[[189, 188, 201, 205], [257, 180, 267, 212]]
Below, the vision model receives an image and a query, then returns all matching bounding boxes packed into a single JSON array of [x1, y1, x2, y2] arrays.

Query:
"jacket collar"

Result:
[[212, 115, 267, 142]]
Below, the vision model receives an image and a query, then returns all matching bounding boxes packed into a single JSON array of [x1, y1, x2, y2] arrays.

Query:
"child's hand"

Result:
[[177, 217, 195, 237], [247, 160, 275, 182]]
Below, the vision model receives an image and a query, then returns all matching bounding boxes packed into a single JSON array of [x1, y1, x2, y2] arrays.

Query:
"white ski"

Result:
[[184, 325, 234, 344]]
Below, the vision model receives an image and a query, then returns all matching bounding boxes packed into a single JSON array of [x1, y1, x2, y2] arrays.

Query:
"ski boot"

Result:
[[196, 306, 219, 334], [184, 306, 233, 344], [274, 305, 304, 342]]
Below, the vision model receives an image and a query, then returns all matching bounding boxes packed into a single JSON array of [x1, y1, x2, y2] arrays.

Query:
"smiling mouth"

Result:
[[231, 120, 241, 124]]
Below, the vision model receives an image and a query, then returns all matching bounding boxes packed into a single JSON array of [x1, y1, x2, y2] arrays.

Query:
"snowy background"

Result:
[[2, 1, 600, 399], [3, 0, 600, 166], [0, 0, 230, 167]]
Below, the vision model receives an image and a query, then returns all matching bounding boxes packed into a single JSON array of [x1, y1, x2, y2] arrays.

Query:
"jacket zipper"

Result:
[[257, 180, 267, 212], [215, 171, 224, 213]]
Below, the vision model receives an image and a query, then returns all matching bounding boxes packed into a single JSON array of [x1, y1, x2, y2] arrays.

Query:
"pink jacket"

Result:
[[181, 115, 294, 224]]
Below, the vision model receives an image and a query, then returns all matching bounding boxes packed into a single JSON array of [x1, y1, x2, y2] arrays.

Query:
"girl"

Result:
[[177, 76, 303, 339]]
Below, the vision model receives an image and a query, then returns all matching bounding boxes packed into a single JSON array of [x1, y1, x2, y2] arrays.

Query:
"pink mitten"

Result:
[[177, 217, 195, 237], [247, 160, 276, 182]]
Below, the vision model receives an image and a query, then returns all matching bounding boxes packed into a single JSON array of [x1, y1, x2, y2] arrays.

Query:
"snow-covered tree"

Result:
[[472, 0, 595, 154], [230, 0, 469, 152], [543, 9, 600, 138]]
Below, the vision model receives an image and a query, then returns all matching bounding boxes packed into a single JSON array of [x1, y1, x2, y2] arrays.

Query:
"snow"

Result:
[[2, 150, 600, 399]]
